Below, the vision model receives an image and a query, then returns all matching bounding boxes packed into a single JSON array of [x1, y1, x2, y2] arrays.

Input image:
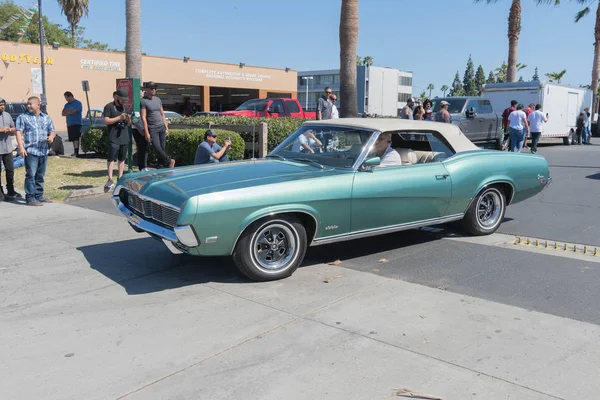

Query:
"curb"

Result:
[[64, 186, 110, 202]]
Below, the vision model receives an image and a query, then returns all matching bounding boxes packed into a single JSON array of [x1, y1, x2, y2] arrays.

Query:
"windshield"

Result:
[[164, 112, 182, 118], [431, 98, 466, 114], [236, 99, 268, 111], [270, 125, 375, 169]]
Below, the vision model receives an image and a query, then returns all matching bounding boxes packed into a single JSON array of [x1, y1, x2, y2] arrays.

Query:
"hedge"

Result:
[[170, 116, 306, 152], [80, 127, 244, 165]]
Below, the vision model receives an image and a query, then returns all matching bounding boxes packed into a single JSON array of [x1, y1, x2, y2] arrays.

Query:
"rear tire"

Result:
[[563, 130, 574, 146], [233, 216, 307, 281], [461, 186, 506, 236]]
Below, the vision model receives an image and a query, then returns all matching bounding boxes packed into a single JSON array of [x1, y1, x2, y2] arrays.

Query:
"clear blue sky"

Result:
[[35, 0, 595, 97]]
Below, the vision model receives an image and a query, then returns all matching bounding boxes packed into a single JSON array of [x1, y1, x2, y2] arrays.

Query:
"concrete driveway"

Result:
[[1, 200, 599, 400]]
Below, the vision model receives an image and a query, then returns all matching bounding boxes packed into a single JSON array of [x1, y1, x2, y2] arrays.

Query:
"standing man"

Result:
[[502, 100, 518, 133], [193, 129, 231, 165], [434, 100, 452, 123], [330, 94, 339, 118], [583, 107, 591, 145], [103, 90, 131, 192], [527, 104, 549, 154], [15, 96, 56, 206], [0, 97, 21, 201], [61, 91, 83, 157], [400, 98, 415, 119], [140, 81, 175, 169], [508, 104, 529, 152], [316, 87, 333, 120]]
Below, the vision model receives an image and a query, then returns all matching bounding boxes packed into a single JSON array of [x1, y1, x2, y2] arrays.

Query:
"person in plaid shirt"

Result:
[[15, 96, 56, 206]]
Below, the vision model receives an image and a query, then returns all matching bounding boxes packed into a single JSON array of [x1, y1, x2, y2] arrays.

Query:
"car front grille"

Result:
[[122, 190, 180, 228]]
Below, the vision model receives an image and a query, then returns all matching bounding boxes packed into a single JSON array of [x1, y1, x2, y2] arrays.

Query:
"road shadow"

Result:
[[77, 237, 246, 295], [586, 172, 600, 180], [59, 185, 95, 190], [65, 170, 107, 178]]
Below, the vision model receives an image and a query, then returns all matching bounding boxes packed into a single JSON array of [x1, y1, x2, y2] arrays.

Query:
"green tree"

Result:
[[0, 2, 70, 46], [449, 71, 464, 96], [463, 55, 477, 95], [356, 55, 363, 66], [427, 83, 434, 98], [339, 0, 359, 117], [475, 65, 486, 95], [532, 66, 540, 81], [362, 55, 373, 66], [419, 91, 427, 101], [440, 84, 449, 96], [57, 0, 89, 48], [545, 69, 567, 83], [495, 61, 508, 83], [518, 76, 524, 82], [487, 70, 496, 84]]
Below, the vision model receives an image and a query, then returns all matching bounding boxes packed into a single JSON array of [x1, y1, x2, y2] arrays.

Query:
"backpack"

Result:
[[48, 134, 64, 156]]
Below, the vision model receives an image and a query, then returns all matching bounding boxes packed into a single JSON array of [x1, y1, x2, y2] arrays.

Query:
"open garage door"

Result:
[[154, 83, 203, 116], [210, 87, 259, 112]]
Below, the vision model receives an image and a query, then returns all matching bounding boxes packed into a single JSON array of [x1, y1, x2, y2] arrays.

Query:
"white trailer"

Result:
[[482, 81, 593, 145]]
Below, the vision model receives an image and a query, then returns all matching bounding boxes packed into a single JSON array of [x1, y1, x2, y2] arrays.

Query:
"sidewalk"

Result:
[[0, 201, 598, 400]]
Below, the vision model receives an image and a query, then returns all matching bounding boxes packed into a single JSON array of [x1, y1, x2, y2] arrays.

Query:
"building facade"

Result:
[[297, 66, 413, 116], [0, 41, 297, 131]]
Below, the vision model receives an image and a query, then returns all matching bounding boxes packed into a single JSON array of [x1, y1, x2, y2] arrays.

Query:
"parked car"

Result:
[[431, 97, 506, 149], [164, 111, 183, 121], [191, 111, 220, 117], [219, 98, 317, 119], [81, 108, 105, 134], [111, 118, 551, 282]]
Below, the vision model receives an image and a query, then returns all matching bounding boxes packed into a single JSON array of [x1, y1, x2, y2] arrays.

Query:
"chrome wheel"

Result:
[[251, 222, 298, 272], [476, 190, 502, 228]]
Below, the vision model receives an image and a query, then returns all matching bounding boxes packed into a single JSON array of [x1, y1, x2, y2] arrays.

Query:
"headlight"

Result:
[[174, 225, 199, 247]]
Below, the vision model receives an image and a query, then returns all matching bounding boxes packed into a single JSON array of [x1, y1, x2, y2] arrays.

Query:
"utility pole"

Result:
[[38, 0, 47, 105]]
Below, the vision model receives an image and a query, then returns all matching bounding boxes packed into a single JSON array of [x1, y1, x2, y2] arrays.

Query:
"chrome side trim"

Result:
[[230, 210, 320, 254], [163, 239, 183, 254], [115, 201, 179, 243], [311, 214, 464, 246], [465, 181, 516, 212]]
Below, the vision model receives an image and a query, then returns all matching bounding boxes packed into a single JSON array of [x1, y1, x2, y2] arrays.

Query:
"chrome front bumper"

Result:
[[112, 195, 184, 254]]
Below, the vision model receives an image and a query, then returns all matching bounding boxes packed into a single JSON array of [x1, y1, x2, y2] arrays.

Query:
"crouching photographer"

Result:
[[103, 89, 131, 192]]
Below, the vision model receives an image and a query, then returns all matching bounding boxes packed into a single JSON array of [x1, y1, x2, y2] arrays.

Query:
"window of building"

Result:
[[398, 76, 413, 86], [398, 93, 412, 102]]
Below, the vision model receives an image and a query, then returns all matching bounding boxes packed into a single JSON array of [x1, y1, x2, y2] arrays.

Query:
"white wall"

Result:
[[368, 67, 406, 116]]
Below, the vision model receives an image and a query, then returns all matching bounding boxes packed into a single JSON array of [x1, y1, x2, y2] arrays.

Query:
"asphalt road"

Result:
[[68, 141, 600, 325]]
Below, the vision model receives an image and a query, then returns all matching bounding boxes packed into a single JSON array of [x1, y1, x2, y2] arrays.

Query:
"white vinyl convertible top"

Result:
[[303, 118, 479, 153]]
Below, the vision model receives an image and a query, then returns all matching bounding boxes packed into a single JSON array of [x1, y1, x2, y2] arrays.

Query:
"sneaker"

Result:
[[6, 191, 22, 199], [37, 197, 53, 203], [104, 179, 114, 193], [26, 200, 43, 206], [141, 168, 149, 172], [169, 159, 176, 168]]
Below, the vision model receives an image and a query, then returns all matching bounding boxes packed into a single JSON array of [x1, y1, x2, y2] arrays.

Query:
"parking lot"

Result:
[[2, 141, 600, 399]]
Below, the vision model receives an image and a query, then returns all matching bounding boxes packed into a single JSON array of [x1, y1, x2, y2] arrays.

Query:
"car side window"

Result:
[[285, 100, 300, 113], [389, 131, 455, 165], [478, 100, 493, 114], [466, 100, 479, 114], [269, 100, 284, 113]]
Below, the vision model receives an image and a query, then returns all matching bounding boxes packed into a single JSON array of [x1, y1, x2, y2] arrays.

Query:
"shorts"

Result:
[[67, 124, 82, 141], [108, 142, 128, 162]]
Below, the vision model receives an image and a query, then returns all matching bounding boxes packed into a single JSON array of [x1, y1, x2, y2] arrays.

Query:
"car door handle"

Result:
[[436, 174, 449, 180], [479, 118, 484, 122]]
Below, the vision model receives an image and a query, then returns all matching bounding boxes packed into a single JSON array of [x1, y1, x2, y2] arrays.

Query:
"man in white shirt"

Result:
[[372, 132, 401, 168], [508, 104, 529, 152], [291, 130, 322, 153], [526, 104, 549, 154], [331, 94, 339, 119]]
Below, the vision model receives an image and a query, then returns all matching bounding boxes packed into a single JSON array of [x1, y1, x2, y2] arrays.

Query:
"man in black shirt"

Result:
[[103, 89, 131, 192]]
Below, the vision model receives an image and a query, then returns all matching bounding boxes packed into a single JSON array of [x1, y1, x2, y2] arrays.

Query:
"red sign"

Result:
[[116, 79, 133, 111]]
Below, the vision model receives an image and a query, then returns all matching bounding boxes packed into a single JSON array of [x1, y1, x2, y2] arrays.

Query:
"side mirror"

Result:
[[466, 108, 476, 118], [362, 157, 381, 170]]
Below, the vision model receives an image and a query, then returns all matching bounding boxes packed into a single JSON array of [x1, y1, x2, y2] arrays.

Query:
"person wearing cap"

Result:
[[140, 81, 175, 169], [424, 109, 433, 121], [194, 129, 232, 165], [103, 90, 131, 192], [400, 98, 415, 119], [434, 100, 452, 123], [15, 96, 56, 206], [0, 97, 21, 201], [61, 91, 83, 157]]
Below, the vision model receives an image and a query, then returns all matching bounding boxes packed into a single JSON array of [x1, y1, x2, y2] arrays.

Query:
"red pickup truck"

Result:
[[219, 98, 316, 119]]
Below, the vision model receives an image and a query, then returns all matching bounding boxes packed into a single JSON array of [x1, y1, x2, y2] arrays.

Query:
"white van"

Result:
[[482, 81, 592, 145]]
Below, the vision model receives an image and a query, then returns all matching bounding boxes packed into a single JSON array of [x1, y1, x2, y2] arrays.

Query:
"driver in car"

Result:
[[291, 130, 323, 153], [372, 132, 401, 168]]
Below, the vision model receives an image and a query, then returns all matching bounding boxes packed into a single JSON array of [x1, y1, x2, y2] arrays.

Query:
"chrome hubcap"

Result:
[[252, 223, 297, 271], [476, 191, 502, 228]]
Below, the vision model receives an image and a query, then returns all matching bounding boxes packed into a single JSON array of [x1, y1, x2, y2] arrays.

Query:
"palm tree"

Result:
[[57, 0, 89, 48], [441, 85, 449, 96], [356, 55, 363, 66], [362, 56, 374, 67], [339, 0, 359, 118], [427, 83, 434, 98], [475, 1, 558, 82], [125, 0, 142, 79], [545, 69, 567, 83]]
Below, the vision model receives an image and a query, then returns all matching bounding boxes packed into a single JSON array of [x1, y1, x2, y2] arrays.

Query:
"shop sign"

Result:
[[1, 53, 54, 65], [194, 68, 272, 82], [81, 58, 122, 72]]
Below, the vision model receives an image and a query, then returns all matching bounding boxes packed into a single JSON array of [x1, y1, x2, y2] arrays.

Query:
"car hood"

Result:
[[120, 159, 343, 207]]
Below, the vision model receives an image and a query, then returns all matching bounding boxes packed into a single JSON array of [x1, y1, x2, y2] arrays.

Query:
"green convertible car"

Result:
[[112, 118, 551, 281]]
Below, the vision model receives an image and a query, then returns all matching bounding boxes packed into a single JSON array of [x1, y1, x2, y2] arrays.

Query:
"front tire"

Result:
[[461, 186, 506, 236], [233, 216, 307, 281]]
